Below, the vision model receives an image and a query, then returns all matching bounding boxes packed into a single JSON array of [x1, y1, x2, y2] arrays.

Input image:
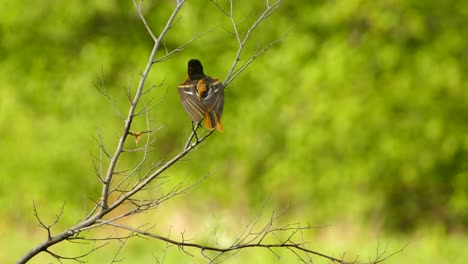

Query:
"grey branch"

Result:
[[16, 1, 399, 264], [17, 1, 299, 263], [223, 0, 286, 86], [16, 2, 186, 263], [97, 217, 393, 264]]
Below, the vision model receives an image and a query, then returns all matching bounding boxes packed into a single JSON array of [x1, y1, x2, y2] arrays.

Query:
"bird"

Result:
[[177, 59, 224, 132]]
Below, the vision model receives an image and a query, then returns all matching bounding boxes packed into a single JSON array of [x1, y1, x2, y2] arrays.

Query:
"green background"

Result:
[[1, 0, 467, 263]]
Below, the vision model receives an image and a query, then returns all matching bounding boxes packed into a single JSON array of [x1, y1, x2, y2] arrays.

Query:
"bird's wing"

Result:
[[203, 78, 224, 119], [177, 84, 206, 122]]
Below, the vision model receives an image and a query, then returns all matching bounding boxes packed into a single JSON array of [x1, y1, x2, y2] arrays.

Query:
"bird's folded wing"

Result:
[[204, 79, 224, 119], [177, 85, 206, 122]]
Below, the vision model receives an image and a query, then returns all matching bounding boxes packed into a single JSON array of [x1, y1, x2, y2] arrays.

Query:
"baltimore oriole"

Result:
[[177, 59, 224, 132]]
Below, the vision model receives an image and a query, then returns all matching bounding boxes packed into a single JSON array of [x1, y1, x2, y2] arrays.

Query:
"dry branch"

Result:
[[17, 1, 400, 263]]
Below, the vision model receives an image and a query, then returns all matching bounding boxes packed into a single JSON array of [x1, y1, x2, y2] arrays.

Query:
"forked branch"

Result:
[[17, 1, 399, 263], [17, 2, 186, 263], [222, 0, 285, 86]]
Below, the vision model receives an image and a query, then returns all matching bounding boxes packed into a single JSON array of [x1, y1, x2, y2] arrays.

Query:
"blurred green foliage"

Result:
[[1, 0, 467, 263]]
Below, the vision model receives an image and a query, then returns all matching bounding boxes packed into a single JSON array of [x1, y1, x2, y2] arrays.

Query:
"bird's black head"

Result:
[[188, 59, 204, 75]]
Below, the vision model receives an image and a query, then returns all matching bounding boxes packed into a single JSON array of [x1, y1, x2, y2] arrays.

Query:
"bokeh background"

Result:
[[1, 0, 467, 263]]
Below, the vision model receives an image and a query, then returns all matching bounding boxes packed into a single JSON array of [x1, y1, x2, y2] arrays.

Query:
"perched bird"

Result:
[[177, 59, 224, 132]]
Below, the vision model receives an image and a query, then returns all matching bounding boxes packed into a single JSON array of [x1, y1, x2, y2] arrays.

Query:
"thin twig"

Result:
[[209, 0, 229, 17], [32, 201, 66, 240], [102, 222, 352, 264], [223, 0, 285, 86], [100, 0, 185, 210], [16, 3, 187, 263], [225, 29, 291, 86], [134, 0, 158, 42], [16, 2, 399, 264], [94, 69, 125, 120], [153, 27, 220, 63]]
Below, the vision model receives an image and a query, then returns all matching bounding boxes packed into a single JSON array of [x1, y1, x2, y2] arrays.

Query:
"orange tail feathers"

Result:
[[204, 111, 223, 132]]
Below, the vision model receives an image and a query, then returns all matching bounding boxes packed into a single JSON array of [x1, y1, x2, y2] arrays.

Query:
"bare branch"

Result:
[[33, 201, 66, 240], [17, 3, 187, 263], [223, 0, 285, 87], [101, 221, 353, 264], [109, 233, 131, 263], [44, 242, 108, 263], [92, 129, 111, 159], [209, 0, 229, 17], [17, 1, 398, 264], [372, 239, 407, 264], [133, 0, 158, 42], [94, 69, 125, 120], [225, 29, 291, 86], [99, 0, 185, 210], [153, 27, 220, 64]]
